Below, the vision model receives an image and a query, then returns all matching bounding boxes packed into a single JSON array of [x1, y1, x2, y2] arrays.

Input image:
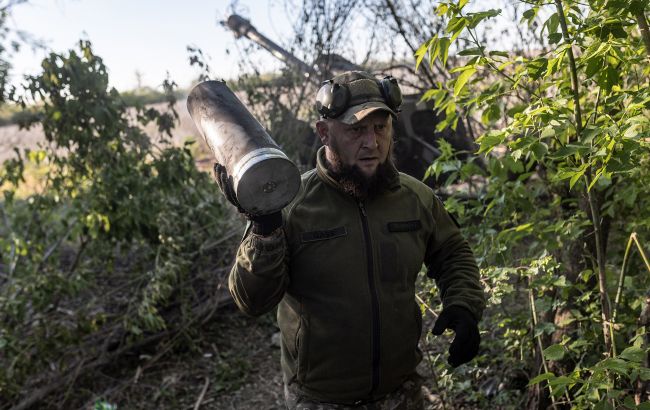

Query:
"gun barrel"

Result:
[[224, 14, 317, 77]]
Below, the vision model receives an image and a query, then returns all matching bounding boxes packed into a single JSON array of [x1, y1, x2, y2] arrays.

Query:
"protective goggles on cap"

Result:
[[315, 75, 403, 121]]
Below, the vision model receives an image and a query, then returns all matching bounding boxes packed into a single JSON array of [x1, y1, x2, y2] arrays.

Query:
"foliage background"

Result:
[[1, 0, 649, 409]]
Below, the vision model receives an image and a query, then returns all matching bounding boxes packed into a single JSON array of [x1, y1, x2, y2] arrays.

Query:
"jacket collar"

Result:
[[315, 146, 401, 194]]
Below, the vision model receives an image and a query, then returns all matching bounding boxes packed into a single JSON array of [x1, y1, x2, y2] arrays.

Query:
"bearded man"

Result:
[[222, 71, 485, 409]]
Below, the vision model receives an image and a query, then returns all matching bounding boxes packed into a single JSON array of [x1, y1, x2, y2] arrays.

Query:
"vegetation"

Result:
[[417, 0, 650, 408], [1, 0, 649, 408], [0, 41, 238, 408]]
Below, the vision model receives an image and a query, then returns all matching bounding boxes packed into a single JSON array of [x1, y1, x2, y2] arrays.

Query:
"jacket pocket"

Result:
[[300, 226, 347, 243], [379, 241, 400, 284], [387, 220, 422, 233]]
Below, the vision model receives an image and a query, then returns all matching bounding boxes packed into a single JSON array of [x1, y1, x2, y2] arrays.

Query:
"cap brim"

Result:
[[338, 102, 397, 125]]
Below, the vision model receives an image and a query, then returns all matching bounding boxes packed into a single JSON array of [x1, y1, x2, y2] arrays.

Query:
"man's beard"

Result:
[[326, 148, 395, 200]]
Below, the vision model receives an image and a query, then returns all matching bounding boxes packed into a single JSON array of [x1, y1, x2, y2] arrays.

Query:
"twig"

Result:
[[9, 331, 170, 410], [555, 0, 612, 354], [383, 0, 439, 86], [528, 288, 560, 410], [634, 8, 650, 57], [36, 222, 78, 273], [415, 294, 439, 319], [632, 233, 650, 273], [0, 201, 18, 277], [193, 377, 210, 410], [9, 286, 224, 410], [613, 233, 637, 325], [424, 350, 447, 410]]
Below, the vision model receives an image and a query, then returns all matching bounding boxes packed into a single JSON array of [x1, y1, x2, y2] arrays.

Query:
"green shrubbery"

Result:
[[0, 41, 234, 407], [418, 0, 650, 408]]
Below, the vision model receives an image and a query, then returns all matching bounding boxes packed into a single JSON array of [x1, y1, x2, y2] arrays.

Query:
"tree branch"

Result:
[[554, 0, 611, 354], [634, 8, 650, 57]]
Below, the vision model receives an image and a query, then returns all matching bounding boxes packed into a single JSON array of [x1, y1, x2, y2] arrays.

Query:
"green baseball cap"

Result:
[[329, 71, 399, 124]]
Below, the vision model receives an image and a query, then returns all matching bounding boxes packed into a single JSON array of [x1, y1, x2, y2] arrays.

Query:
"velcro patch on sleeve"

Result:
[[300, 226, 347, 243], [387, 220, 422, 232]]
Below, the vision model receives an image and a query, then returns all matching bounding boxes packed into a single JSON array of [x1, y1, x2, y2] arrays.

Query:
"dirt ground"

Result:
[[82, 301, 457, 410]]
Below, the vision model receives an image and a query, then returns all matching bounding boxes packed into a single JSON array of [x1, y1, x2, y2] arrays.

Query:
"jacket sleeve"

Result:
[[425, 195, 485, 322], [228, 224, 289, 316]]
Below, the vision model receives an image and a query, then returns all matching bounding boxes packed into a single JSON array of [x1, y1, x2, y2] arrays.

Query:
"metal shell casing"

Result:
[[187, 80, 301, 215]]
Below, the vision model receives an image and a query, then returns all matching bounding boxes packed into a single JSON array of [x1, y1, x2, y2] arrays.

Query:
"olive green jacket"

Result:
[[229, 148, 485, 404]]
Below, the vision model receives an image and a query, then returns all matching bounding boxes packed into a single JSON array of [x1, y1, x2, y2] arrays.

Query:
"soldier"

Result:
[[216, 71, 485, 409]]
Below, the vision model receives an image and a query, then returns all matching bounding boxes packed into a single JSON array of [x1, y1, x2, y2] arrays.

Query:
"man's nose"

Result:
[[360, 128, 378, 149]]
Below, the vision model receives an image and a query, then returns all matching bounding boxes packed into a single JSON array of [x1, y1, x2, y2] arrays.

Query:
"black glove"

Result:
[[431, 305, 480, 367], [214, 163, 282, 236]]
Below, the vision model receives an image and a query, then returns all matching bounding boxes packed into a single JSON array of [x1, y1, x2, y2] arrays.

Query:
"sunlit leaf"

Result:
[[454, 67, 476, 96]]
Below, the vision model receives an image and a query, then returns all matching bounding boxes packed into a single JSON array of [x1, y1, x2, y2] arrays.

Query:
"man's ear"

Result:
[[316, 120, 330, 146]]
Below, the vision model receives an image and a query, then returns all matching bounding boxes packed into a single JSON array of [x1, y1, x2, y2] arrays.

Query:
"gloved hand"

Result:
[[214, 163, 282, 236], [431, 305, 480, 367]]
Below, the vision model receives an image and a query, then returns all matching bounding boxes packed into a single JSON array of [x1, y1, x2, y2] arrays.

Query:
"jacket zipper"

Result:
[[358, 201, 381, 395]]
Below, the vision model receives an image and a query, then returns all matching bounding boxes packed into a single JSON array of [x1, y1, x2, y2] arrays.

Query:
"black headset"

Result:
[[315, 75, 403, 119]]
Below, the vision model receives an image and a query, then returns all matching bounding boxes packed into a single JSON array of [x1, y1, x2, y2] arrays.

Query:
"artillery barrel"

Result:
[[224, 14, 317, 77]]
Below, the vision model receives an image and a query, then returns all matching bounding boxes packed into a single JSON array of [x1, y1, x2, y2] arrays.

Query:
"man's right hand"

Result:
[[214, 163, 283, 236]]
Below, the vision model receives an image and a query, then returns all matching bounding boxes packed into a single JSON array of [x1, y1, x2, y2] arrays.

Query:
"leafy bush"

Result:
[[418, 0, 650, 408], [0, 41, 235, 407]]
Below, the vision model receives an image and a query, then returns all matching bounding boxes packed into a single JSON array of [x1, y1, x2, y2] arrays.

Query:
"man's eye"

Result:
[[351, 126, 363, 133]]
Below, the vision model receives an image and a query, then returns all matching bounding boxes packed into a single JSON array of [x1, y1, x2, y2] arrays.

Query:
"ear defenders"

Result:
[[315, 81, 351, 119], [315, 75, 403, 119]]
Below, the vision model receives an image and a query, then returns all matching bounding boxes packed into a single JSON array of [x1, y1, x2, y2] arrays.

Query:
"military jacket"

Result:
[[229, 148, 485, 404]]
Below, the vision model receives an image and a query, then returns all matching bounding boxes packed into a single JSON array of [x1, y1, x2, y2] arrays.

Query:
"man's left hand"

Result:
[[431, 306, 480, 367]]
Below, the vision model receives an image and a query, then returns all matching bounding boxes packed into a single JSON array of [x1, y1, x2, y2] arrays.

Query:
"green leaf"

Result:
[[531, 142, 548, 160], [543, 344, 565, 361], [640, 367, 650, 381], [522, 7, 538, 24], [549, 144, 589, 159], [540, 127, 555, 139], [481, 103, 501, 124], [545, 13, 559, 34], [548, 375, 577, 392], [514, 222, 533, 232], [454, 68, 476, 96], [527, 58, 548, 80], [507, 104, 526, 117], [593, 400, 615, 410], [553, 276, 569, 287], [548, 32, 563, 44], [585, 57, 604, 79], [569, 169, 585, 189], [629, 0, 646, 14], [458, 47, 485, 56], [619, 346, 645, 363], [528, 372, 555, 386], [477, 130, 505, 153], [534, 322, 556, 337], [447, 17, 468, 42], [596, 358, 630, 374], [638, 401, 650, 410], [467, 9, 501, 28], [598, 64, 620, 92], [439, 37, 451, 66], [415, 38, 433, 72], [489, 50, 509, 58]]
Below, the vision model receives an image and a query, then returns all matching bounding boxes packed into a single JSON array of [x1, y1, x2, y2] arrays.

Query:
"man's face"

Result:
[[318, 111, 392, 179]]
